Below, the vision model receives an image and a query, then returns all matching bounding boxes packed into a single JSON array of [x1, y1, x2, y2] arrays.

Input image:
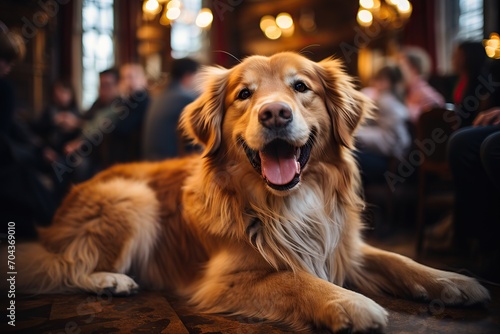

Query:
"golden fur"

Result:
[[16, 52, 489, 332]]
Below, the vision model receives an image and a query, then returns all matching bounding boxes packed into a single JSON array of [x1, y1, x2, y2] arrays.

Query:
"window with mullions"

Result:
[[82, 0, 115, 110], [171, 0, 202, 59], [458, 0, 484, 41]]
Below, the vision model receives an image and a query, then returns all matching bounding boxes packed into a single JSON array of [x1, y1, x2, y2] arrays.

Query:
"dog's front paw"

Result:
[[435, 274, 490, 306], [411, 271, 490, 306], [88, 272, 139, 296], [318, 290, 388, 332]]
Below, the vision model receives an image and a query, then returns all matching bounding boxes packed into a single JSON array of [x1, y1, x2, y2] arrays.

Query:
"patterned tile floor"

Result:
[[2, 235, 499, 333], [1, 286, 499, 334]]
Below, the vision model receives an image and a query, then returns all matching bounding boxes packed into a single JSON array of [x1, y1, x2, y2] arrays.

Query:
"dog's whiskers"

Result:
[[299, 44, 321, 56], [213, 50, 242, 63]]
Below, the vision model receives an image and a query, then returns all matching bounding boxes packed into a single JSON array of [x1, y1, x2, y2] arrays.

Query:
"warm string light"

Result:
[[142, 0, 212, 29], [259, 12, 294, 40]]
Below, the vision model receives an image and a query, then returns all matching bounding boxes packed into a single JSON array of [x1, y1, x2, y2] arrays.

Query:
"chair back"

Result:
[[416, 107, 458, 165]]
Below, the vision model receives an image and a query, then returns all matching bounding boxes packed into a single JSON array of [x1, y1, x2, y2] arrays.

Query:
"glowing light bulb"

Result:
[[167, 0, 181, 9], [397, 0, 412, 14], [357, 9, 373, 27], [359, 0, 374, 9], [143, 0, 161, 14], [260, 15, 275, 32], [196, 8, 213, 28], [167, 7, 181, 20], [276, 13, 293, 29], [145, 0, 159, 12], [264, 25, 282, 40]]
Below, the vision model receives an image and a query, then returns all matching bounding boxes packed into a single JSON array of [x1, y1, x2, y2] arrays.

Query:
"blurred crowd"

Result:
[[0, 30, 200, 236], [356, 43, 500, 182], [355, 42, 500, 277]]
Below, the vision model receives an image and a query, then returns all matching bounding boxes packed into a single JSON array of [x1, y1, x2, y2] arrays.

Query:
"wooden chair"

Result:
[[415, 106, 458, 254]]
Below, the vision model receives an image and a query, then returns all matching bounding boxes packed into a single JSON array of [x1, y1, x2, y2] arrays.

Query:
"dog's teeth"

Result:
[[297, 147, 301, 157], [296, 160, 301, 174]]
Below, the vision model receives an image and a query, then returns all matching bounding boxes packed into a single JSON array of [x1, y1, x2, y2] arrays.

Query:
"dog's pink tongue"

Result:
[[260, 149, 299, 186]]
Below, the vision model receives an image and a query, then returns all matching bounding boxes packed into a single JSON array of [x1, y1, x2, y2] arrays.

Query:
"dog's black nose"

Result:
[[258, 102, 293, 129]]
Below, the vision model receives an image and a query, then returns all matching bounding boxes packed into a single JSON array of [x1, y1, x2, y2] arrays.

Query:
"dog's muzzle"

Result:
[[239, 129, 315, 191]]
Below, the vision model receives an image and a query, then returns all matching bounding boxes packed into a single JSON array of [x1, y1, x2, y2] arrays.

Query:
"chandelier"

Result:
[[357, 0, 412, 29], [142, 0, 213, 29], [484, 32, 500, 59]]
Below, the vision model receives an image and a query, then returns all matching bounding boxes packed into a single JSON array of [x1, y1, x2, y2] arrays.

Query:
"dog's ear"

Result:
[[315, 57, 374, 148], [179, 66, 230, 157]]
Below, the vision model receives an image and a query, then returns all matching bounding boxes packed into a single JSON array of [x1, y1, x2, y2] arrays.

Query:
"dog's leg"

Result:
[[17, 178, 160, 296], [187, 251, 388, 332], [348, 243, 490, 305]]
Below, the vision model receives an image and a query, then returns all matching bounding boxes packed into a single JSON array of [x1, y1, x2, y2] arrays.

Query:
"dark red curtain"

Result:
[[58, 0, 74, 79], [401, 0, 437, 73], [115, 0, 140, 65]]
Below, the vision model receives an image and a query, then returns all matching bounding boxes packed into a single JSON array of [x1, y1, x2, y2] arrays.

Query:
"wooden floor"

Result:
[[2, 233, 500, 334], [2, 286, 499, 334]]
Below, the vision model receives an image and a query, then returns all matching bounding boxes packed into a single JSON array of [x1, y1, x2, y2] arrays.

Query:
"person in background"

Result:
[[399, 46, 445, 123], [0, 26, 19, 135], [84, 68, 120, 121], [356, 65, 411, 185], [143, 58, 200, 160], [447, 59, 500, 279], [34, 79, 82, 164], [32, 78, 82, 200], [104, 63, 150, 165], [452, 41, 488, 127], [64, 68, 122, 178], [0, 25, 55, 236]]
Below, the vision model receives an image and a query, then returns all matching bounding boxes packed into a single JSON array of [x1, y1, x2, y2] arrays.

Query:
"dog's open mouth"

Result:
[[239, 132, 315, 191]]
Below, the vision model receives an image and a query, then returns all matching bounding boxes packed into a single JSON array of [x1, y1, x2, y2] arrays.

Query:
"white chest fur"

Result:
[[247, 183, 347, 282]]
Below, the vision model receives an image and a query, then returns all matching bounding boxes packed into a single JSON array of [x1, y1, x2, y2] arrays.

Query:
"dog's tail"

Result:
[[6, 241, 99, 294]]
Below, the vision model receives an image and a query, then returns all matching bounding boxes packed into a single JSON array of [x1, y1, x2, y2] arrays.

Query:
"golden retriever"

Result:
[[16, 52, 489, 332]]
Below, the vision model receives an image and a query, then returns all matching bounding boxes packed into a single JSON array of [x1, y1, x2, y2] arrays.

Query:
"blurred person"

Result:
[[452, 41, 488, 127], [447, 59, 500, 276], [399, 46, 445, 123], [356, 65, 411, 185], [0, 26, 20, 126], [0, 25, 55, 236], [0, 24, 26, 137], [32, 79, 83, 201], [447, 107, 500, 278], [104, 63, 150, 164], [143, 58, 200, 160], [34, 79, 82, 163], [64, 68, 121, 179], [84, 68, 120, 120]]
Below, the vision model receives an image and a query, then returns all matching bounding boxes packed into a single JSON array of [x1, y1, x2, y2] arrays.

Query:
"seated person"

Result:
[[0, 27, 55, 235], [356, 65, 411, 184], [84, 68, 120, 120], [451, 41, 489, 127], [34, 79, 82, 161], [448, 107, 500, 278], [32, 79, 82, 197], [399, 47, 445, 123], [64, 68, 121, 178], [447, 59, 500, 278]]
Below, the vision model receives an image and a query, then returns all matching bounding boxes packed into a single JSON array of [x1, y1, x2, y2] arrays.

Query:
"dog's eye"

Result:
[[293, 81, 309, 93], [237, 88, 252, 100]]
